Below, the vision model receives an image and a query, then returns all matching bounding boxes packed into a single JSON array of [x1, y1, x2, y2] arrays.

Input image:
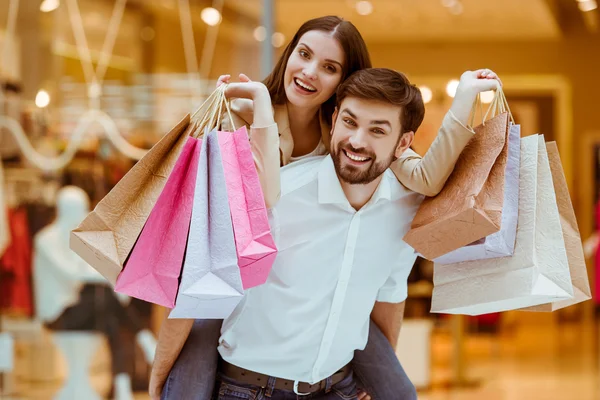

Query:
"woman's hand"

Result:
[[457, 69, 502, 95], [451, 68, 504, 124], [216, 73, 252, 87], [221, 75, 274, 128]]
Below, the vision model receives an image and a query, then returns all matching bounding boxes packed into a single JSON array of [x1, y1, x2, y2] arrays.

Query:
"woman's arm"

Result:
[[392, 69, 502, 197], [224, 82, 281, 208], [149, 317, 194, 400]]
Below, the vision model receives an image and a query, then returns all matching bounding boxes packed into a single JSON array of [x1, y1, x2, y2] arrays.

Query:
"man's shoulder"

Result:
[[280, 156, 325, 197], [383, 169, 425, 205]]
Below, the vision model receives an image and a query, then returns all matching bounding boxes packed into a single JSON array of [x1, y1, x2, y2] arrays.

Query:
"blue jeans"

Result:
[[161, 319, 417, 400]]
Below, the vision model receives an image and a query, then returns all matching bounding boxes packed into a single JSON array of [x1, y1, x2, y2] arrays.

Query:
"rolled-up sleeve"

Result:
[[376, 263, 413, 304], [391, 110, 475, 197]]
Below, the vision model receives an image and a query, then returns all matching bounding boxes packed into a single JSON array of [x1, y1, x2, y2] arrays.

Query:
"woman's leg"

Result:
[[351, 319, 417, 400], [161, 319, 223, 400]]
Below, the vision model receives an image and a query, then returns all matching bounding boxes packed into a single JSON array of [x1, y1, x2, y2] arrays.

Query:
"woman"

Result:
[[150, 15, 501, 400]]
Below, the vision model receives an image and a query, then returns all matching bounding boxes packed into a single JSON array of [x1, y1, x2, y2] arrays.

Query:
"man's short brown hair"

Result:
[[336, 68, 425, 134]]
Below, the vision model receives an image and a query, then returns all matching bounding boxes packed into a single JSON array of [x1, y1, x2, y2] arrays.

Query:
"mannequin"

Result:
[[33, 186, 156, 400]]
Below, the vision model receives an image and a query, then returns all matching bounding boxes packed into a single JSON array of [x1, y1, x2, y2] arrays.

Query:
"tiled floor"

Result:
[[3, 313, 599, 399]]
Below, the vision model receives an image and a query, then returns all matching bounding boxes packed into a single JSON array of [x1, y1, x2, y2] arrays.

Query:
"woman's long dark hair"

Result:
[[262, 16, 372, 123]]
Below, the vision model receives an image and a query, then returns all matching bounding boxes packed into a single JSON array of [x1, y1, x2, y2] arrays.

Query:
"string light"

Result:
[[419, 86, 433, 104], [446, 79, 460, 98], [356, 1, 374, 16], [201, 7, 222, 26], [271, 32, 285, 48], [40, 0, 60, 13], [481, 90, 495, 104], [35, 90, 50, 108], [253, 26, 267, 42]]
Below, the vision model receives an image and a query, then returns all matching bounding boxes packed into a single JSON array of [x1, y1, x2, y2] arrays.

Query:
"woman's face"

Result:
[[283, 30, 345, 110]]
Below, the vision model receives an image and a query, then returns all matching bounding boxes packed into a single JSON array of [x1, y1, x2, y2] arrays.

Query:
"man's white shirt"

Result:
[[218, 155, 424, 384]]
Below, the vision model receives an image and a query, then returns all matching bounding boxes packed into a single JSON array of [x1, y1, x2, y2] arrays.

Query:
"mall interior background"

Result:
[[0, 0, 599, 399]]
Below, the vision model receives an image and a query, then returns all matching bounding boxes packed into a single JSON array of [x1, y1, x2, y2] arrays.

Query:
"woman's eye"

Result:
[[325, 65, 336, 73], [299, 50, 309, 58], [343, 118, 356, 126]]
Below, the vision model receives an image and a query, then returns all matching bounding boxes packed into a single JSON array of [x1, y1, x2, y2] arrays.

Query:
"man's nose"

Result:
[[348, 130, 368, 149]]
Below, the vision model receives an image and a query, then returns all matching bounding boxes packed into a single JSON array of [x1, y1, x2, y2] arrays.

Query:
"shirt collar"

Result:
[[318, 156, 393, 208]]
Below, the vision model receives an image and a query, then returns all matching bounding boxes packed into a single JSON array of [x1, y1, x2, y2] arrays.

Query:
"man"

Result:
[[150, 67, 501, 399], [156, 68, 423, 399], [215, 68, 424, 400]]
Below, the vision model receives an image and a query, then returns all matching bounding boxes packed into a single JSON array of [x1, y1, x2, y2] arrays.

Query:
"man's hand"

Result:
[[357, 389, 372, 400], [451, 68, 503, 125]]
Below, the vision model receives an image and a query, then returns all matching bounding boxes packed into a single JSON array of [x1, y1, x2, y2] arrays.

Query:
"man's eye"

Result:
[[343, 118, 356, 126]]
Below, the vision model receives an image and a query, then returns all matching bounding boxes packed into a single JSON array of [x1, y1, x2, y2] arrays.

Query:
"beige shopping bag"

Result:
[[403, 91, 511, 260], [521, 142, 591, 311], [70, 89, 224, 284], [431, 135, 574, 315]]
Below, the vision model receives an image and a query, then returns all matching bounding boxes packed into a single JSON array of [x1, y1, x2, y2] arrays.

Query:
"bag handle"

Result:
[[189, 84, 238, 138], [482, 87, 515, 125], [469, 86, 515, 127]]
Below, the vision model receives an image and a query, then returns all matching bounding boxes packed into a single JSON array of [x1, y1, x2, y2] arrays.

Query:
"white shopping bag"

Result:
[[521, 142, 592, 311], [434, 123, 521, 264], [431, 134, 574, 315], [170, 129, 244, 319]]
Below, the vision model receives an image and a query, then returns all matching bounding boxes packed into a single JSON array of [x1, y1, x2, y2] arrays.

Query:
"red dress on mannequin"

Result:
[[0, 208, 33, 316]]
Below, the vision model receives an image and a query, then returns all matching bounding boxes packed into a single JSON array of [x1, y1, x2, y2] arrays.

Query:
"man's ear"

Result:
[[395, 131, 414, 159], [330, 107, 339, 136]]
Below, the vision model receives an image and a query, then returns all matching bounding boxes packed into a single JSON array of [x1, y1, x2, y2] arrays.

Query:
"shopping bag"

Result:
[[70, 87, 223, 285], [403, 91, 511, 260], [431, 134, 574, 315], [113, 136, 201, 307], [521, 142, 591, 311], [170, 129, 244, 319], [217, 126, 277, 289], [434, 123, 521, 264]]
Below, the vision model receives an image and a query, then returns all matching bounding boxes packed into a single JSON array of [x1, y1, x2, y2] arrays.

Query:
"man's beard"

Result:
[[332, 142, 395, 185]]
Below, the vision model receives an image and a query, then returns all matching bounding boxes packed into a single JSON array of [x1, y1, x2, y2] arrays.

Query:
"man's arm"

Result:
[[370, 301, 405, 350], [149, 317, 194, 400]]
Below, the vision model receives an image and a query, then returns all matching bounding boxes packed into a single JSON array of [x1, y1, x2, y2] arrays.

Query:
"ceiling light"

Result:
[[356, 1, 374, 16], [36, 90, 51, 108], [419, 86, 433, 104], [449, 2, 464, 15], [446, 79, 460, 98], [253, 26, 267, 42], [40, 0, 60, 13], [480, 90, 495, 104], [578, 0, 598, 12], [201, 7, 222, 26], [271, 32, 285, 48]]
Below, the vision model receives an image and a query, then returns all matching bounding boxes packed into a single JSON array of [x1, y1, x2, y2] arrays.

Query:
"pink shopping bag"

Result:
[[217, 126, 277, 289], [114, 137, 201, 307]]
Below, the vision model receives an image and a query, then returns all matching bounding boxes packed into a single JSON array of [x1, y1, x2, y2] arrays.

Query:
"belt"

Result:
[[219, 360, 352, 395]]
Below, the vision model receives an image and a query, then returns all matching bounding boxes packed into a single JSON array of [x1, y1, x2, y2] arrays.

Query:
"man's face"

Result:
[[331, 97, 414, 185]]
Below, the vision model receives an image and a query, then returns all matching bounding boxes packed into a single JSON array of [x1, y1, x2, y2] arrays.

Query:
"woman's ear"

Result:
[[395, 131, 414, 159]]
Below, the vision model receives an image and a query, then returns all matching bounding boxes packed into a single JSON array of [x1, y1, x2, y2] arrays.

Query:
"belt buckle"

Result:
[[293, 380, 311, 396]]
